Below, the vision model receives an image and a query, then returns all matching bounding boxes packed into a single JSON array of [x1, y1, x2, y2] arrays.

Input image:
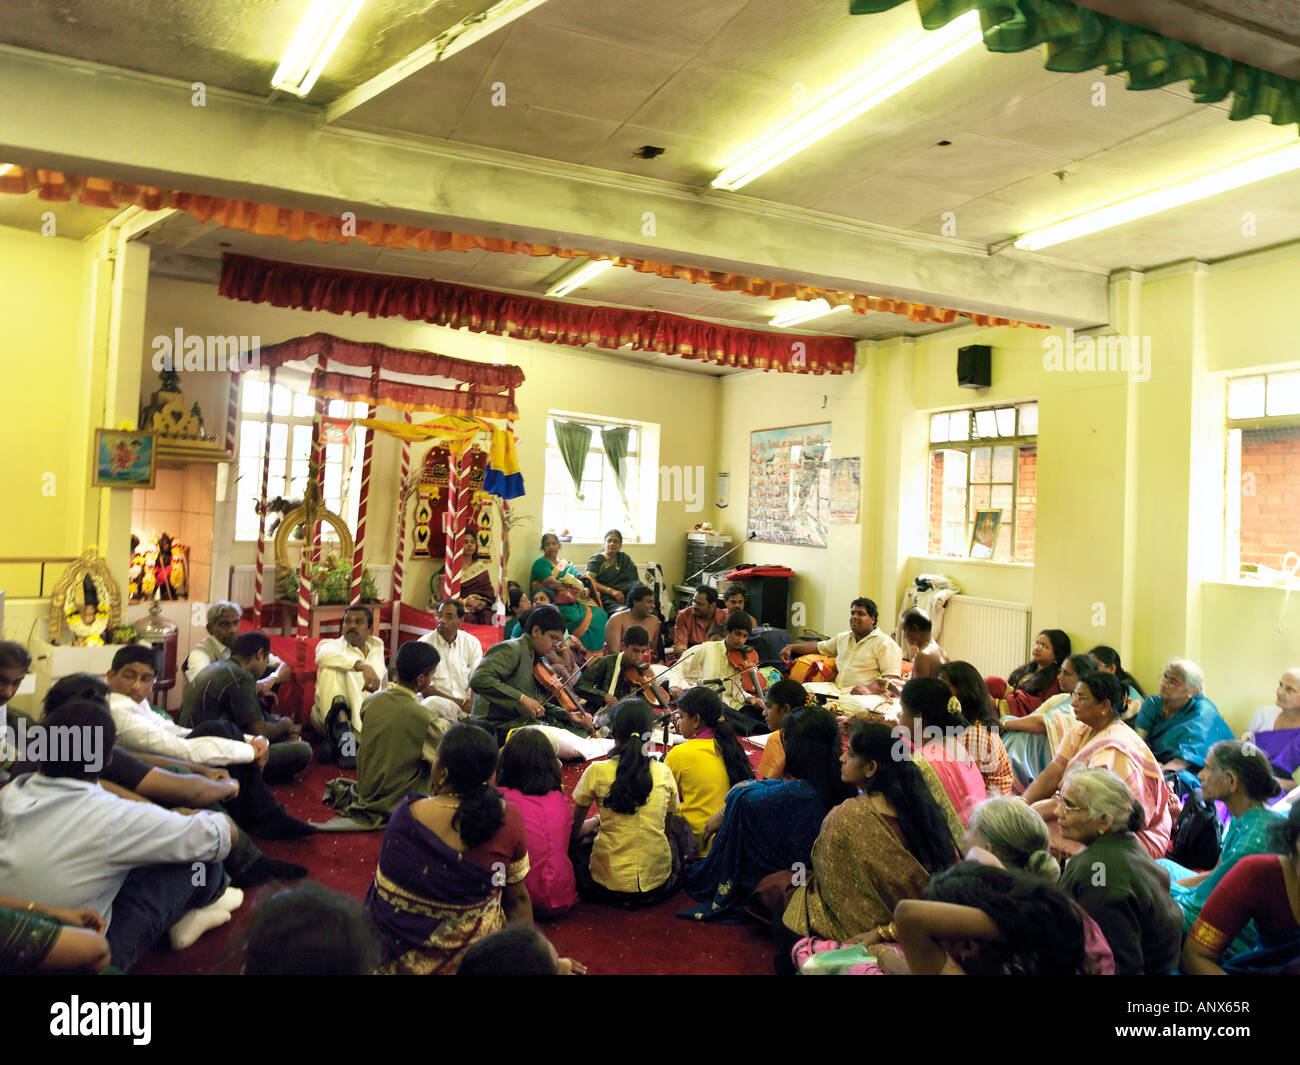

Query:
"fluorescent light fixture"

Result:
[[545, 258, 614, 298], [0, 164, 14, 177], [770, 300, 852, 328], [272, 0, 369, 97], [712, 11, 982, 191], [1015, 142, 1300, 251]]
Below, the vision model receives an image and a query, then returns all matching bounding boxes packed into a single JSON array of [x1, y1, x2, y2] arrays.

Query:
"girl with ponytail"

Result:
[[666, 686, 755, 855], [1056, 766, 1184, 975], [569, 699, 685, 908], [897, 677, 987, 823], [366, 723, 531, 975]]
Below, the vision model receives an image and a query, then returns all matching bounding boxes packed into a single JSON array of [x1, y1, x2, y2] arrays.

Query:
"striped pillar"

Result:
[[391, 410, 413, 604], [225, 373, 240, 459], [496, 496, 510, 627], [298, 390, 327, 635], [442, 445, 471, 600], [252, 367, 277, 617], [349, 366, 380, 606]]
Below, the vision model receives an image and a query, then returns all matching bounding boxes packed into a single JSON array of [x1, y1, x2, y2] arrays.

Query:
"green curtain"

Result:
[[600, 426, 634, 520], [553, 420, 592, 500], [849, 0, 1300, 129]]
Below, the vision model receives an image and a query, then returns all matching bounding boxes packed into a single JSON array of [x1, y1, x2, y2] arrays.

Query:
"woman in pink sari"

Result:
[[1021, 670, 1172, 859], [897, 678, 987, 825]]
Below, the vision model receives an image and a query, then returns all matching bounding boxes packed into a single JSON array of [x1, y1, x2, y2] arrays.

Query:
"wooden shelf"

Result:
[[155, 438, 232, 466]]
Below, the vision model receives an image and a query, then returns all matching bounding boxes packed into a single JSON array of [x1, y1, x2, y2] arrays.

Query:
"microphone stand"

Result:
[[684, 531, 757, 585]]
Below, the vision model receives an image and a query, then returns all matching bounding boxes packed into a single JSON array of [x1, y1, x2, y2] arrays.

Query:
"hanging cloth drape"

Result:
[[553, 421, 592, 501], [600, 426, 634, 522]]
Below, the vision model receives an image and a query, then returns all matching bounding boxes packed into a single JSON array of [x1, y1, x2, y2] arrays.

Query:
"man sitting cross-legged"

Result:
[[43, 674, 309, 880], [319, 640, 446, 830], [313, 604, 387, 768], [664, 613, 767, 732], [106, 646, 315, 844], [418, 598, 484, 727], [0, 699, 240, 973], [604, 584, 662, 660], [182, 631, 312, 784], [780, 597, 903, 695], [576, 625, 672, 729], [185, 600, 292, 712], [899, 608, 949, 680]]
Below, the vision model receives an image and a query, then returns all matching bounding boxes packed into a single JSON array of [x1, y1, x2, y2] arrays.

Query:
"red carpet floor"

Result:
[[132, 743, 779, 976]]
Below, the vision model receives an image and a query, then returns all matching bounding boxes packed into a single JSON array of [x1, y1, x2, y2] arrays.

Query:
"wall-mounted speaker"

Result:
[[957, 344, 991, 389]]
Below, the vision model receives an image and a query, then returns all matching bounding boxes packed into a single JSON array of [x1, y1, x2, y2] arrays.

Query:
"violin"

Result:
[[533, 656, 596, 735], [727, 646, 768, 704], [623, 659, 671, 712]]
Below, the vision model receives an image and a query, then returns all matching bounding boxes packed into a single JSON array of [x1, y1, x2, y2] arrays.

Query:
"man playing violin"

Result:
[[576, 626, 672, 722], [665, 614, 767, 722], [469, 604, 595, 744]]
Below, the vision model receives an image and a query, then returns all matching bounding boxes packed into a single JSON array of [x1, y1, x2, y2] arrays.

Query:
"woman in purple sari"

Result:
[[366, 723, 531, 975], [1244, 669, 1300, 796]]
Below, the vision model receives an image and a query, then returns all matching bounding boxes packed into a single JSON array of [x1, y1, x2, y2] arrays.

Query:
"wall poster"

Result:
[[748, 423, 831, 547]]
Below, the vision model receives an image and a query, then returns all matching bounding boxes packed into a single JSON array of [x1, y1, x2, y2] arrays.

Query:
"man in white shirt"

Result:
[[312, 604, 386, 745], [185, 600, 292, 706], [780, 597, 903, 694], [0, 699, 239, 972], [418, 599, 484, 726], [665, 614, 766, 717]]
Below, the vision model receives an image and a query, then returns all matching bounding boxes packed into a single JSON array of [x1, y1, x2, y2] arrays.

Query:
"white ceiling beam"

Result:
[[0, 44, 1109, 327]]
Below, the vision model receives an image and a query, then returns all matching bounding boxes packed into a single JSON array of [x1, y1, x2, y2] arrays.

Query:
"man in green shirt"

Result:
[[470, 604, 594, 743], [319, 640, 443, 830]]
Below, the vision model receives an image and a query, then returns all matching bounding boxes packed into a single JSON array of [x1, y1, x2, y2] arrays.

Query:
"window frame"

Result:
[[542, 411, 652, 545]]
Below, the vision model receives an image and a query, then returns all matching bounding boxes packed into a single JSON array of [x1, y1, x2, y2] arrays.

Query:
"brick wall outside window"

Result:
[[1239, 426, 1300, 570]]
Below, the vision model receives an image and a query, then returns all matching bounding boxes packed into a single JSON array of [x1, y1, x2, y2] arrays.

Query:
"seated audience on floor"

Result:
[[570, 700, 684, 909], [774, 719, 960, 970], [780, 598, 902, 695], [665, 613, 767, 731], [993, 653, 1092, 788], [323, 640, 444, 829], [1087, 644, 1145, 718], [1022, 670, 1173, 859], [576, 625, 671, 725], [895, 677, 988, 822], [242, 880, 378, 976], [1182, 804, 1300, 975], [899, 608, 947, 679], [756, 678, 807, 780], [1056, 767, 1184, 975], [518, 590, 589, 679], [1135, 658, 1234, 791], [45, 673, 312, 851], [0, 699, 239, 973], [673, 585, 725, 654], [418, 599, 485, 727], [184, 600, 291, 709], [0, 891, 110, 974], [928, 665, 1014, 798], [893, 863, 1091, 975], [984, 628, 1070, 717], [458, 924, 586, 975], [1243, 668, 1300, 793], [470, 605, 594, 742], [181, 631, 312, 784], [531, 531, 587, 596], [367, 722, 531, 974], [503, 586, 527, 638], [495, 727, 579, 918], [105, 645, 314, 843], [313, 604, 386, 764], [1161, 740, 1284, 955], [586, 529, 640, 614], [604, 583, 662, 660], [666, 687, 755, 855], [722, 586, 757, 632], [682, 706, 856, 923]]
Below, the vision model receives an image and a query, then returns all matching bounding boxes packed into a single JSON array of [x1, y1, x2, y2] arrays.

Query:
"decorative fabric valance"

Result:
[[221, 254, 859, 374], [0, 165, 1045, 338], [256, 332, 522, 420], [851, 1, 1300, 129]]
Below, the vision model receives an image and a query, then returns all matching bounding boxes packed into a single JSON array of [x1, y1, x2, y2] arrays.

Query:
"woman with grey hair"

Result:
[[1134, 657, 1233, 792], [1056, 766, 1183, 975]]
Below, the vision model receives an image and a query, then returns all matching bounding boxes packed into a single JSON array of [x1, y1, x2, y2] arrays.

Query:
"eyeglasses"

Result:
[[1055, 792, 1083, 813], [1161, 672, 1187, 686]]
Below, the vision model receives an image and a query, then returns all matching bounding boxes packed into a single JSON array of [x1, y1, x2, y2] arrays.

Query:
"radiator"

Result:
[[228, 565, 394, 604], [940, 596, 1031, 680]]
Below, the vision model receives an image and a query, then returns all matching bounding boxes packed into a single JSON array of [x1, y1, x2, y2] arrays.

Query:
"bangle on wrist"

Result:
[[875, 922, 896, 943]]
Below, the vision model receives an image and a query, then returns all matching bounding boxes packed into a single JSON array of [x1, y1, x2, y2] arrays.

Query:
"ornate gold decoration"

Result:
[[272, 455, 354, 584], [139, 368, 230, 465], [49, 547, 123, 645]]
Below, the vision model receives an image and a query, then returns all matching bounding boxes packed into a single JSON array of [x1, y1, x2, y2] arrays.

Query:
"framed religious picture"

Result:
[[49, 547, 122, 646], [92, 429, 157, 489], [970, 509, 1003, 560]]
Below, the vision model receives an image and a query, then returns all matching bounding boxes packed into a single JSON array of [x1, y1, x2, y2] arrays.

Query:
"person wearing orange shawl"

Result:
[[1021, 670, 1173, 859]]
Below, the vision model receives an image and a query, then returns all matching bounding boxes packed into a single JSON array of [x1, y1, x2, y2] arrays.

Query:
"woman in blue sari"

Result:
[[677, 706, 855, 923], [1160, 740, 1284, 956]]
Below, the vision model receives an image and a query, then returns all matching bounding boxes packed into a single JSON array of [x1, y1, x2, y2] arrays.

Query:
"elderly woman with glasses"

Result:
[[1056, 766, 1184, 975], [1020, 670, 1173, 859], [1134, 658, 1234, 793]]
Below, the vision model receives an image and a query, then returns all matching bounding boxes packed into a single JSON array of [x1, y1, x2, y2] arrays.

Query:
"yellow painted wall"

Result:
[[141, 278, 722, 607]]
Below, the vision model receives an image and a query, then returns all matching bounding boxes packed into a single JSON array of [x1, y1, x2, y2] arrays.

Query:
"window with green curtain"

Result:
[[552, 420, 592, 500], [600, 425, 633, 520]]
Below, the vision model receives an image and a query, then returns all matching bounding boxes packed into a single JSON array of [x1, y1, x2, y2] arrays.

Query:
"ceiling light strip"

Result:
[[272, 0, 370, 98], [545, 258, 615, 298]]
